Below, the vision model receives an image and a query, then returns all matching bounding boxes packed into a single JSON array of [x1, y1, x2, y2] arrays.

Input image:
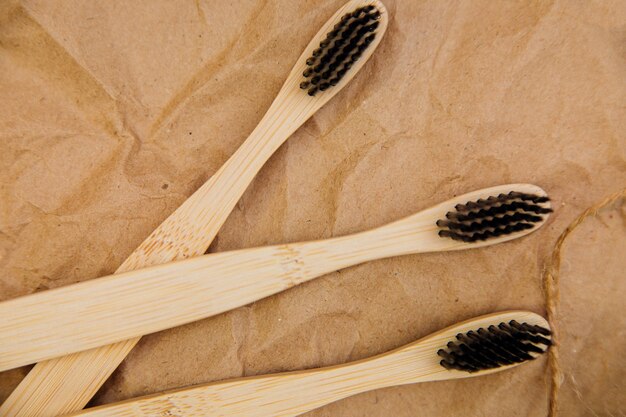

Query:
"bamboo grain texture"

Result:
[[0, 184, 550, 372], [65, 311, 550, 417], [0, 2, 389, 415]]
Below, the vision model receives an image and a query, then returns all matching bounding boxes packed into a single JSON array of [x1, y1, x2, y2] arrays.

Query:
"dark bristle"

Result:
[[437, 320, 551, 373], [436, 191, 552, 242], [351, 8, 364, 18], [300, 5, 381, 95]]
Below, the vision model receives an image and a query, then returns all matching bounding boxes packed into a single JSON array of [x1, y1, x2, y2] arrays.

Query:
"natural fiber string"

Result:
[[544, 188, 626, 417]]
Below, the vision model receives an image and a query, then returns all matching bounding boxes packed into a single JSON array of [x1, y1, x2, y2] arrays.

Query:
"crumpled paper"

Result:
[[1, 0, 624, 415]]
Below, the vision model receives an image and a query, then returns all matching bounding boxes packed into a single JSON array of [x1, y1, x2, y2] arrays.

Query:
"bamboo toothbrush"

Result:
[[0, 1, 388, 416], [0, 184, 552, 372], [63, 311, 552, 417]]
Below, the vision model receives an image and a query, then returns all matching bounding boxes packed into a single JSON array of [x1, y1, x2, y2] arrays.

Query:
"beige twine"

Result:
[[544, 188, 626, 417]]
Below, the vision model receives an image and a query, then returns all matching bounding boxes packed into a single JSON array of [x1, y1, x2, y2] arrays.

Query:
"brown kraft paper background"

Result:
[[0, 0, 624, 415]]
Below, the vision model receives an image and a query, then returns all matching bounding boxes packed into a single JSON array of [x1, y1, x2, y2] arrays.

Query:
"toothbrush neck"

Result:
[[295, 344, 437, 400], [291, 218, 437, 283]]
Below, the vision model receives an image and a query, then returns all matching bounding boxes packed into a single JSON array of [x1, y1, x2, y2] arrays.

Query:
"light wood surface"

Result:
[[0, 2, 388, 416], [0, 184, 549, 372], [64, 311, 550, 417]]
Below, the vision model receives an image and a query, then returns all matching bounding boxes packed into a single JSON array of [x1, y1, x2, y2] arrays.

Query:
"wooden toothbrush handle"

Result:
[[0, 93, 309, 416], [118, 101, 299, 269], [0, 226, 420, 372], [67, 358, 388, 417], [1, 206, 450, 372]]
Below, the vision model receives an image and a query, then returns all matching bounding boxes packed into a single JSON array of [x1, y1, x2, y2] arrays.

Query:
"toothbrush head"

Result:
[[300, 4, 383, 96], [437, 320, 551, 373], [436, 191, 552, 243]]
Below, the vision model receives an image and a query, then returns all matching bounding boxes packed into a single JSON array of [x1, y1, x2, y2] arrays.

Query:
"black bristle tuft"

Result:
[[436, 191, 552, 242], [437, 320, 551, 373], [300, 5, 381, 95]]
